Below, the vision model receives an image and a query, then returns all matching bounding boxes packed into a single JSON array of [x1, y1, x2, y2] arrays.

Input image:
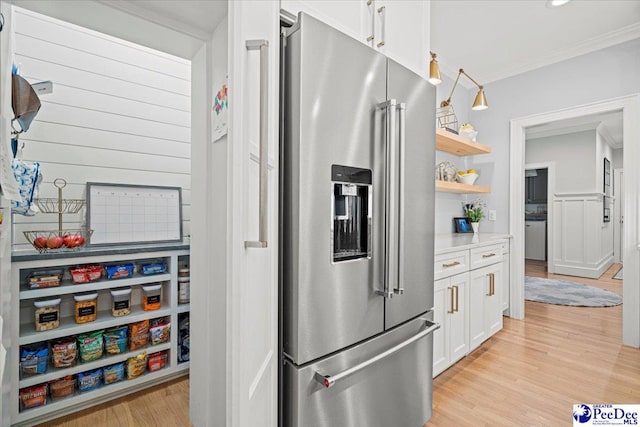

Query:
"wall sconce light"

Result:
[[428, 51, 441, 86], [441, 68, 488, 111]]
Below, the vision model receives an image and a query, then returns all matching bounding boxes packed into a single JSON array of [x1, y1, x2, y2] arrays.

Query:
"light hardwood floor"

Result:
[[39, 262, 637, 427]]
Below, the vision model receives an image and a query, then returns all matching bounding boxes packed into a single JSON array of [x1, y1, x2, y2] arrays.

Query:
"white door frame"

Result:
[[509, 94, 640, 348], [523, 162, 555, 273], [614, 168, 624, 263]]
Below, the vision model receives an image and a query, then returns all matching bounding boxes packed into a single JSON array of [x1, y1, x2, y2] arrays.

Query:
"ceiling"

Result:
[[431, 0, 640, 86], [99, 0, 228, 41]]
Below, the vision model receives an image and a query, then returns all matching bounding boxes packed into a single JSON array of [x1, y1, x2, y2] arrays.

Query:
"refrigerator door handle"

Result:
[[394, 102, 406, 295], [375, 99, 397, 299], [245, 39, 269, 249], [314, 319, 440, 388]]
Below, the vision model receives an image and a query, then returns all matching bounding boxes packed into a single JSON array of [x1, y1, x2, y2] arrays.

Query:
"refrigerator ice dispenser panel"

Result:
[[331, 165, 372, 262]]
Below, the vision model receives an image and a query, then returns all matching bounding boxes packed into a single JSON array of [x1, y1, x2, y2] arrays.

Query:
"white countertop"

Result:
[[435, 233, 512, 255]]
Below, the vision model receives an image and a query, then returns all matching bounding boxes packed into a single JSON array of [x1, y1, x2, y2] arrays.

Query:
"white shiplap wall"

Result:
[[11, 8, 191, 250]]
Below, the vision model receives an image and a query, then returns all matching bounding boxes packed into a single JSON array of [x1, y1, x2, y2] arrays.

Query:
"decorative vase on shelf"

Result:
[[471, 222, 479, 234]]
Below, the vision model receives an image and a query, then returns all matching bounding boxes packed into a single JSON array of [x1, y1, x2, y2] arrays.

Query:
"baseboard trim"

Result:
[[554, 256, 615, 279]]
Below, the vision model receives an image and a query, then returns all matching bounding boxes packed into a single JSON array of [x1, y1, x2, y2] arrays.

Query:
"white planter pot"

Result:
[[471, 222, 479, 233]]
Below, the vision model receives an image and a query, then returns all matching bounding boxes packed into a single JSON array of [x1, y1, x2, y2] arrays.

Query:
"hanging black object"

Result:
[[0, 13, 4, 32], [12, 73, 41, 135]]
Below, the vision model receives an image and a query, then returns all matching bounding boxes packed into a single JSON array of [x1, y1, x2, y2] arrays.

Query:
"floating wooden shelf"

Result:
[[436, 180, 491, 194], [436, 128, 491, 156]]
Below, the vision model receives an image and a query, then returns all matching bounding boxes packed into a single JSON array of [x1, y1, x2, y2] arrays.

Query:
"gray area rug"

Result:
[[525, 276, 622, 307], [613, 267, 623, 280]]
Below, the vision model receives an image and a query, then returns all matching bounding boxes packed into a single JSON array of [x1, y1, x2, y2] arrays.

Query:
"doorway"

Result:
[[614, 168, 624, 264], [523, 163, 554, 274], [508, 95, 639, 348]]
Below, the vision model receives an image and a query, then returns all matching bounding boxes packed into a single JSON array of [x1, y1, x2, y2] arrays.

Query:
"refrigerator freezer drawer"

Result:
[[284, 314, 437, 427]]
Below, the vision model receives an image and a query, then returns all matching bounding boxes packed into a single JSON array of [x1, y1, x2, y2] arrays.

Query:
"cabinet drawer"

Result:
[[434, 250, 469, 280], [470, 244, 502, 269]]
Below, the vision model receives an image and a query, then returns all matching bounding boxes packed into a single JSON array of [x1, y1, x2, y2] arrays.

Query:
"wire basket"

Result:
[[24, 229, 93, 253], [35, 198, 85, 214], [436, 105, 459, 131]]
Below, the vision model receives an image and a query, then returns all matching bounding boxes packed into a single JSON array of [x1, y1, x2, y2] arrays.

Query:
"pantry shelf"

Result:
[[19, 343, 172, 388], [436, 128, 491, 156], [20, 306, 172, 346], [436, 180, 491, 194], [19, 273, 171, 300]]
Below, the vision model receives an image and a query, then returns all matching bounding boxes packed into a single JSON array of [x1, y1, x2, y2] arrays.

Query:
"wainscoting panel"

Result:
[[553, 194, 614, 278]]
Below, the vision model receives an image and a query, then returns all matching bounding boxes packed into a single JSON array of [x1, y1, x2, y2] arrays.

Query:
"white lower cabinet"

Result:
[[433, 272, 469, 377], [433, 239, 507, 377], [469, 263, 503, 352]]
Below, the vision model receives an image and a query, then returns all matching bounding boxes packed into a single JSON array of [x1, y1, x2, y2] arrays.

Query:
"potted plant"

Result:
[[463, 199, 486, 233]]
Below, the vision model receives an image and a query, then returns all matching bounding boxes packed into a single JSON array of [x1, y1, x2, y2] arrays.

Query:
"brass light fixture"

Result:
[[441, 68, 489, 111], [428, 51, 441, 86]]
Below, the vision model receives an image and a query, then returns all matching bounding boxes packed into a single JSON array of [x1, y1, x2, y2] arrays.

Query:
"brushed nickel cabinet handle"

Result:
[[377, 6, 386, 48], [453, 285, 459, 312], [442, 261, 461, 268], [448, 287, 455, 314], [244, 39, 269, 249]]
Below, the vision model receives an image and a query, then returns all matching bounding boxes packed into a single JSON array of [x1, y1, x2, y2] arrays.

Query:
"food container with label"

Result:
[[20, 344, 49, 378], [110, 287, 132, 317], [34, 297, 61, 331], [74, 292, 98, 324], [52, 337, 77, 369], [178, 276, 190, 304], [142, 284, 162, 311]]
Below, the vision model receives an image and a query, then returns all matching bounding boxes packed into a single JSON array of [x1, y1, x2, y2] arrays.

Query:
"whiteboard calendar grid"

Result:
[[87, 183, 183, 246]]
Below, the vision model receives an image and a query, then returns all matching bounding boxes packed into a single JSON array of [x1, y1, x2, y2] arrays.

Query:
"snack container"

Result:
[[52, 338, 77, 369], [34, 297, 61, 331], [20, 344, 49, 377], [147, 351, 168, 372], [105, 263, 134, 280], [127, 352, 147, 379], [150, 322, 170, 345], [110, 287, 132, 317], [49, 376, 75, 400], [140, 262, 167, 275], [103, 362, 125, 385], [142, 284, 162, 311], [70, 265, 103, 284], [129, 319, 149, 351], [19, 384, 47, 411], [104, 326, 128, 355], [77, 368, 102, 393], [78, 330, 104, 363], [74, 292, 98, 324], [27, 269, 63, 289]]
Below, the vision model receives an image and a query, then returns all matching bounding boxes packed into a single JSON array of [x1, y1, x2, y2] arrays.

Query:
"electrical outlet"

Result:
[[488, 210, 497, 221]]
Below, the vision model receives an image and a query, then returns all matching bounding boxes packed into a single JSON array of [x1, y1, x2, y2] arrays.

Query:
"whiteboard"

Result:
[[87, 183, 182, 245]]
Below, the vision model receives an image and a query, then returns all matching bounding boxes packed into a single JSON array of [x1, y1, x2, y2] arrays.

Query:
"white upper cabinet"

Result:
[[374, 0, 430, 78], [281, 0, 430, 78], [281, 0, 372, 43]]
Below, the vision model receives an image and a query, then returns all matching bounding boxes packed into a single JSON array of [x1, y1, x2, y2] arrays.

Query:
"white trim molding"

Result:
[[510, 94, 640, 348]]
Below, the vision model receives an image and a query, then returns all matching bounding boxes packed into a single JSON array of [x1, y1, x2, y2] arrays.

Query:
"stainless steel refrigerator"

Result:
[[281, 12, 438, 427]]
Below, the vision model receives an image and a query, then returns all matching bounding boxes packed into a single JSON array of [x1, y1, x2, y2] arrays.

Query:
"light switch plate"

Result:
[[488, 210, 496, 221]]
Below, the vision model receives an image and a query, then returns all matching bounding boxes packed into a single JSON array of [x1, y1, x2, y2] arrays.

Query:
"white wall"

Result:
[[467, 38, 640, 233], [11, 7, 191, 250], [612, 148, 623, 170], [526, 130, 595, 193]]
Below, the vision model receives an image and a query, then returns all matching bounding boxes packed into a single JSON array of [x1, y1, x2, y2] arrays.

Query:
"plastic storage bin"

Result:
[[142, 284, 162, 311], [110, 287, 132, 317], [34, 297, 61, 331], [74, 292, 98, 324]]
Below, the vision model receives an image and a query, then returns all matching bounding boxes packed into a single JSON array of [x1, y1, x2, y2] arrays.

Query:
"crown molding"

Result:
[[527, 122, 599, 141], [597, 123, 622, 150], [484, 22, 640, 84]]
